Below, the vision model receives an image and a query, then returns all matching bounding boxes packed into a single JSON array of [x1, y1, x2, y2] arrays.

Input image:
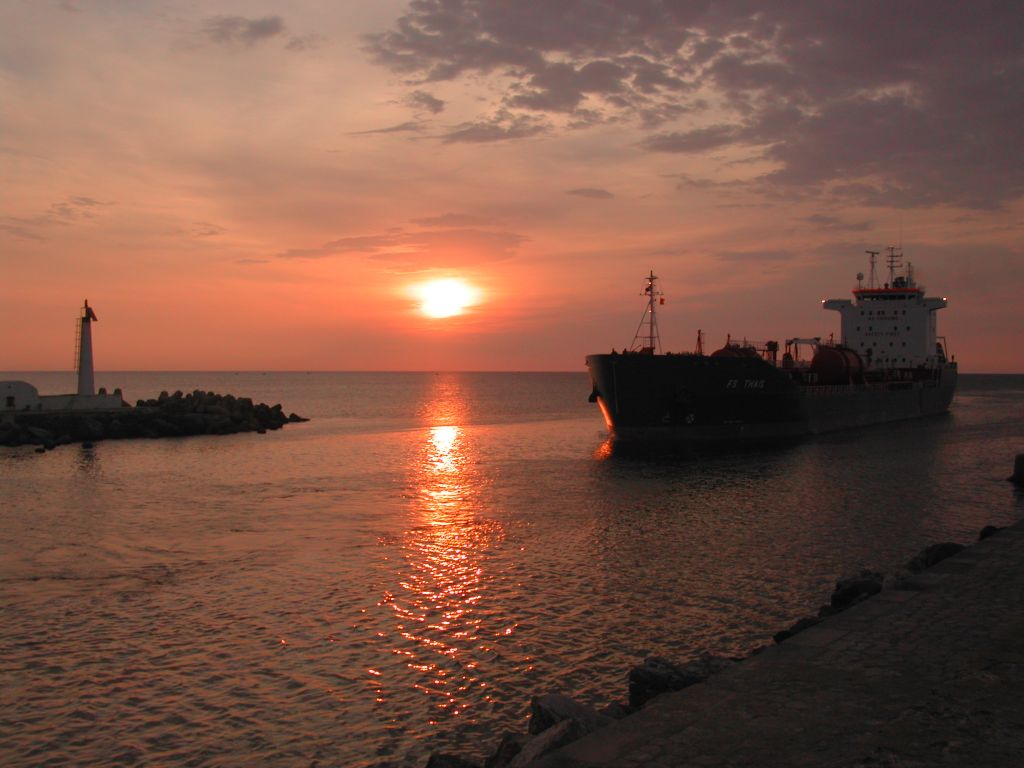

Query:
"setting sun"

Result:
[[414, 279, 480, 319]]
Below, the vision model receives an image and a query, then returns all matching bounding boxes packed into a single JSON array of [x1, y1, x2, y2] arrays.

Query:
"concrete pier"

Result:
[[539, 522, 1024, 767]]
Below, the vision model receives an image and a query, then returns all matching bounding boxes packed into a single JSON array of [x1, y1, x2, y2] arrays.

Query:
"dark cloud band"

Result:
[[366, 1, 1024, 209]]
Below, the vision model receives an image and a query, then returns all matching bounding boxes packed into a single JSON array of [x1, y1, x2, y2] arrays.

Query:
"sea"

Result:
[[2, 371, 1023, 767]]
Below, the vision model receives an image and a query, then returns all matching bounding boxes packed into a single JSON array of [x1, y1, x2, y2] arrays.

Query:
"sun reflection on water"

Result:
[[592, 439, 614, 461], [372, 379, 507, 730]]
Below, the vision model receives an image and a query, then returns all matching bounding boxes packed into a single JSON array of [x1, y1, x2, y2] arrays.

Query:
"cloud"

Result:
[[641, 124, 741, 153], [285, 34, 325, 52], [801, 215, 871, 232], [47, 202, 79, 221], [366, 1, 1024, 209], [441, 111, 548, 143], [370, 228, 526, 270], [276, 224, 527, 270], [412, 213, 492, 227], [507, 59, 629, 113], [715, 249, 794, 263], [0, 222, 45, 241], [350, 121, 425, 135], [277, 234, 400, 259], [192, 222, 225, 238], [68, 196, 113, 207], [1, 196, 114, 239], [203, 16, 287, 47], [405, 90, 445, 114], [566, 187, 613, 199], [674, 173, 745, 192]]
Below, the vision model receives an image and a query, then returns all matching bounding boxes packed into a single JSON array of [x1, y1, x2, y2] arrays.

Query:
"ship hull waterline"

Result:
[[586, 353, 957, 444]]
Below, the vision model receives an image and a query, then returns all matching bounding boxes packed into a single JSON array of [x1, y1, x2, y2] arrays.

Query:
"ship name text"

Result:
[[726, 379, 766, 389]]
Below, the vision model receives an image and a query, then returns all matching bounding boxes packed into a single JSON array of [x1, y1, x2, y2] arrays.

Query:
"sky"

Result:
[[2, 0, 1022, 372]]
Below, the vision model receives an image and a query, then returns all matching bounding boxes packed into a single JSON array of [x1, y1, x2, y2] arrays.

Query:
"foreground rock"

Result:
[[0, 389, 308, 448], [506, 719, 590, 768], [424, 692, 613, 768], [775, 537, 983, 645], [628, 653, 738, 709], [1009, 453, 1024, 485], [426, 754, 481, 768], [826, 569, 884, 612], [528, 694, 610, 735], [425, 654, 741, 768], [484, 733, 530, 768], [979, 524, 1004, 540], [906, 541, 965, 573]]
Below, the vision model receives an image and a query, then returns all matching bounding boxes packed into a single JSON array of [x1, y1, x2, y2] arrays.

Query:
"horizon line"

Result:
[[3, 369, 1022, 375]]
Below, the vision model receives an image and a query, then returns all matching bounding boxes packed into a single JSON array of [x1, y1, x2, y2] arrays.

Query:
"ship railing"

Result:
[[799, 383, 859, 397], [800, 378, 941, 396], [799, 381, 902, 396]]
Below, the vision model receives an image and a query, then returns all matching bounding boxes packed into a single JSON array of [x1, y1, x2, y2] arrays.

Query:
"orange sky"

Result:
[[2, 2, 1022, 372]]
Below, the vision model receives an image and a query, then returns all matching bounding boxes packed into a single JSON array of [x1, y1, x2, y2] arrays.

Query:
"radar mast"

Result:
[[630, 270, 661, 354]]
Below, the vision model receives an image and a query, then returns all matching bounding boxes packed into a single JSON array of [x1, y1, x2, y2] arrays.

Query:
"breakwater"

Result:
[[0, 389, 307, 449], [428, 525, 1013, 768]]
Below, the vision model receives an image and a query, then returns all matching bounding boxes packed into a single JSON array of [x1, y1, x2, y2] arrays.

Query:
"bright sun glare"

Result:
[[415, 279, 479, 318]]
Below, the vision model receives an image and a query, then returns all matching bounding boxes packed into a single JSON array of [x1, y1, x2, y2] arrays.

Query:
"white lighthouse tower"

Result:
[[1, 300, 125, 412], [76, 299, 98, 396]]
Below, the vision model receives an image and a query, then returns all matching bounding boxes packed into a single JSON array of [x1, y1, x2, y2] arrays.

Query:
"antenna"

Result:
[[866, 250, 879, 289], [886, 246, 902, 286], [630, 270, 661, 354]]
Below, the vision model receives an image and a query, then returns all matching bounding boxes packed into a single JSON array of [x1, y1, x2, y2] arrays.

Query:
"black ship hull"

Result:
[[586, 353, 958, 443]]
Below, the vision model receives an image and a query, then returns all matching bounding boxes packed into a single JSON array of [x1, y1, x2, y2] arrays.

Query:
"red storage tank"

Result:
[[810, 346, 864, 384]]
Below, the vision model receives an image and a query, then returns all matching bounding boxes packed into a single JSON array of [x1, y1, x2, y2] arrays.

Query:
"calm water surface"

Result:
[[2, 372, 1023, 766]]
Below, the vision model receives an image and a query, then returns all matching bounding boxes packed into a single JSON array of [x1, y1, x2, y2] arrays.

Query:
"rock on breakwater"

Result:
[[0, 389, 308, 448]]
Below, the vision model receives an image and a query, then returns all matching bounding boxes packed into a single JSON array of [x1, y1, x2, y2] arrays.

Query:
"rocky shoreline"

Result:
[[426, 525, 1004, 768], [0, 389, 308, 450]]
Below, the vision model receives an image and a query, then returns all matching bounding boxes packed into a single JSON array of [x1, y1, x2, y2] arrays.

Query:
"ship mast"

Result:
[[630, 270, 661, 354]]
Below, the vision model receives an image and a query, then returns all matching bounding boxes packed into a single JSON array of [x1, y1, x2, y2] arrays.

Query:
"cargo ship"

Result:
[[586, 249, 957, 442]]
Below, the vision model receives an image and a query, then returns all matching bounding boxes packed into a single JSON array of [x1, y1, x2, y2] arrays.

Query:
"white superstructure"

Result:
[[823, 248, 948, 370]]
